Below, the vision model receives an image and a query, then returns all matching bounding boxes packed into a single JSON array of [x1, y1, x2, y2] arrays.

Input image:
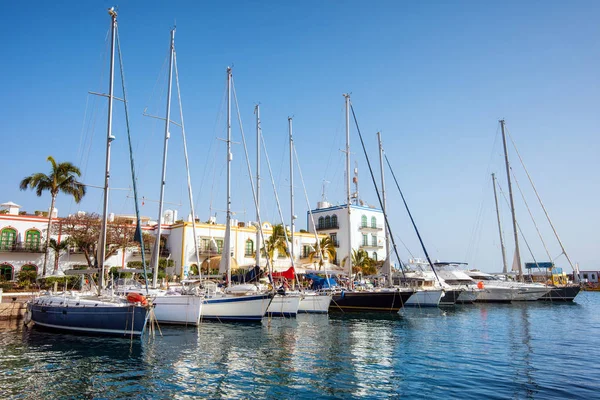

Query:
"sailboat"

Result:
[[199, 67, 273, 322], [27, 8, 149, 336], [494, 120, 579, 302], [142, 27, 205, 326], [329, 94, 414, 312], [492, 120, 550, 301], [287, 117, 333, 314], [377, 133, 445, 307], [254, 111, 302, 318]]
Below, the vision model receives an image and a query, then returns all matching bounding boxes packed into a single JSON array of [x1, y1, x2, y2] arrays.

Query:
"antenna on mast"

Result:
[[321, 179, 330, 202], [352, 161, 359, 205]]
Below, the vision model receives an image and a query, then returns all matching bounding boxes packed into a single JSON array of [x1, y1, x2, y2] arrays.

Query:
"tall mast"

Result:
[[289, 117, 295, 267], [344, 93, 352, 282], [97, 7, 117, 295], [226, 67, 232, 286], [377, 132, 392, 287], [255, 105, 261, 268], [500, 119, 523, 281], [492, 173, 508, 274], [152, 28, 175, 289]]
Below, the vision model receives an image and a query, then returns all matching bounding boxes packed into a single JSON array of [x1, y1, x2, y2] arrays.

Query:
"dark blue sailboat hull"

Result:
[[330, 290, 414, 312], [29, 303, 148, 337]]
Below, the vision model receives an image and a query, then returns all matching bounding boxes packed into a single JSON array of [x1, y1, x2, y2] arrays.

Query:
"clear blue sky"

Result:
[[2, 1, 598, 272]]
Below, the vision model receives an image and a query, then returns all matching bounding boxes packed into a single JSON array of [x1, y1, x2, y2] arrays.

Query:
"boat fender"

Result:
[[23, 308, 32, 326], [477, 281, 484, 290], [127, 292, 148, 306]]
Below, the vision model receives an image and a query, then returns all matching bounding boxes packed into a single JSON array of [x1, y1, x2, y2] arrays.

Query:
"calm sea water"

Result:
[[1, 293, 599, 399]]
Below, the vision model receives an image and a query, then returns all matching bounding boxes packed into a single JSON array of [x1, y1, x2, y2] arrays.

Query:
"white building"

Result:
[[0, 201, 155, 279], [0, 199, 328, 280], [163, 219, 328, 278], [307, 201, 387, 265], [0, 202, 52, 280]]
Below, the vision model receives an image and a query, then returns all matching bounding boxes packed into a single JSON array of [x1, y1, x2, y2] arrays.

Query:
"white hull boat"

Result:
[[298, 292, 332, 314], [456, 289, 480, 303], [513, 284, 550, 301], [201, 292, 273, 322], [152, 295, 204, 325], [267, 293, 301, 317], [404, 288, 444, 307]]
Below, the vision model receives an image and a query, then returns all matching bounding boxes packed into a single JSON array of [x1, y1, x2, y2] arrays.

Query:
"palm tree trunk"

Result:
[[42, 194, 56, 277]]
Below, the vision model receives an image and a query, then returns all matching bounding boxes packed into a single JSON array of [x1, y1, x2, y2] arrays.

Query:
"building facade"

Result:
[[0, 200, 327, 280], [307, 201, 387, 266]]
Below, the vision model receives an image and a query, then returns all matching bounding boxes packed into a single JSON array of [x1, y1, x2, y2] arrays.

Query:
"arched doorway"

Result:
[[0, 263, 14, 281], [21, 264, 38, 279]]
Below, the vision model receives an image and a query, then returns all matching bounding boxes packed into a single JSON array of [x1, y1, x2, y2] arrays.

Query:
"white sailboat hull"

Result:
[[404, 289, 444, 307], [475, 286, 517, 303], [298, 292, 332, 314], [267, 294, 301, 317], [152, 295, 203, 326], [457, 289, 480, 303], [513, 286, 550, 301], [201, 293, 273, 322]]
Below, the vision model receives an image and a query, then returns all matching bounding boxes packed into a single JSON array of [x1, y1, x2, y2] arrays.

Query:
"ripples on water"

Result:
[[1, 293, 600, 399]]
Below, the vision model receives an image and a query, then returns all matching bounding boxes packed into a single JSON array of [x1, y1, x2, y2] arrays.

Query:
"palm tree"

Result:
[[308, 236, 337, 269], [342, 249, 375, 275], [261, 224, 290, 261], [48, 238, 71, 274], [20, 156, 86, 276]]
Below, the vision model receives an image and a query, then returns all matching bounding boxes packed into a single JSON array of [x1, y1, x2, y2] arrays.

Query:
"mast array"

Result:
[[225, 67, 232, 286], [255, 105, 261, 268], [343, 94, 353, 282], [500, 119, 523, 281], [152, 28, 175, 288], [377, 132, 392, 287], [289, 117, 295, 269], [492, 173, 509, 274], [97, 7, 118, 295]]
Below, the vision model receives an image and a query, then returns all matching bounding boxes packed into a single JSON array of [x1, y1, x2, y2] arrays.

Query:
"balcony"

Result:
[[316, 222, 339, 231], [360, 243, 383, 250], [0, 243, 45, 253], [359, 224, 383, 231], [131, 248, 152, 256]]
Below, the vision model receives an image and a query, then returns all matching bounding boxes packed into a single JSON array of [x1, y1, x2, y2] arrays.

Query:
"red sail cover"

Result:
[[271, 266, 295, 280]]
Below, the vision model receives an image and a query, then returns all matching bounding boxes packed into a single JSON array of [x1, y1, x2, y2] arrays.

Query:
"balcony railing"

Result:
[[0, 243, 45, 253], [316, 222, 339, 230], [360, 243, 383, 249], [131, 248, 152, 256], [359, 224, 384, 231]]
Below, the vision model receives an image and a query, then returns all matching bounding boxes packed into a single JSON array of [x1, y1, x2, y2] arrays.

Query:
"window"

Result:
[[373, 252, 378, 261], [371, 216, 377, 228], [216, 239, 224, 254], [0, 264, 13, 281], [362, 234, 368, 246], [201, 238, 211, 252], [318, 217, 324, 229], [361, 215, 367, 228], [330, 233, 337, 247], [0, 228, 16, 250], [372, 235, 377, 247], [325, 216, 331, 229], [331, 215, 338, 228], [245, 239, 254, 256], [25, 230, 41, 250], [21, 264, 38, 279], [302, 245, 311, 258]]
